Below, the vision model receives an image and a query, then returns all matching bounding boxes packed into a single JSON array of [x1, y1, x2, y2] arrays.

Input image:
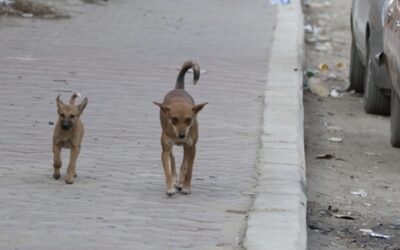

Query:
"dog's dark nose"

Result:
[[61, 121, 72, 131], [178, 133, 185, 139]]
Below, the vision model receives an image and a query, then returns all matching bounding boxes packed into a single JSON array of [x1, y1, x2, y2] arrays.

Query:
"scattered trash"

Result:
[[304, 24, 317, 34], [351, 189, 368, 197], [21, 12, 32, 17], [318, 63, 329, 73], [369, 232, 391, 239], [326, 125, 342, 132], [334, 214, 355, 220], [316, 154, 344, 161], [0, 0, 68, 18], [328, 137, 343, 143], [316, 154, 335, 160], [307, 77, 330, 97], [365, 152, 381, 157], [327, 205, 339, 213], [304, 1, 330, 9], [359, 229, 373, 234], [270, 0, 291, 5], [315, 42, 332, 52], [335, 62, 346, 71], [330, 88, 343, 98], [305, 69, 318, 78]]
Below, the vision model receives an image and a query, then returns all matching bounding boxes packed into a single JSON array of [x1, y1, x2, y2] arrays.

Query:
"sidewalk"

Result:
[[0, 0, 305, 249], [245, 0, 306, 249]]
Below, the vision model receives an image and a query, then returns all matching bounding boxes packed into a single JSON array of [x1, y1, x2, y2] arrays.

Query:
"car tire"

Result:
[[391, 91, 400, 147], [349, 37, 365, 93], [363, 40, 390, 116]]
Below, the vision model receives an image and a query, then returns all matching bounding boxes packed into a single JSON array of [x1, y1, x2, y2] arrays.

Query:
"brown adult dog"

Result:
[[154, 61, 207, 196], [53, 92, 88, 184]]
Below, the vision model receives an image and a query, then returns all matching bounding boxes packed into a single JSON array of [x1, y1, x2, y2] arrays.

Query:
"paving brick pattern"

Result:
[[0, 1, 275, 249]]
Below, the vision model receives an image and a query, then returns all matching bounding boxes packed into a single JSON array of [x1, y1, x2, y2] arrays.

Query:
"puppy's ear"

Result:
[[78, 97, 88, 114], [153, 101, 170, 113], [56, 95, 64, 109], [193, 102, 208, 114]]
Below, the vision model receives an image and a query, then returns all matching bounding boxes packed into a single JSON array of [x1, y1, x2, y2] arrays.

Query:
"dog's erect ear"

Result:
[[193, 102, 208, 114], [153, 101, 170, 113], [78, 97, 88, 113], [56, 95, 64, 109]]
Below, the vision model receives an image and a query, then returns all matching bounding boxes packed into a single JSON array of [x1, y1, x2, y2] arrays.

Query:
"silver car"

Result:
[[381, 0, 400, 147], [350, 0, 391, 115]]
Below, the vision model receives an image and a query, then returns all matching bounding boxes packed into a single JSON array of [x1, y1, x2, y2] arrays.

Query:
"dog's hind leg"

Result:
[[66, 145, 80, 184], [181, 145, 196, 194], [53, 144, 62, 179]]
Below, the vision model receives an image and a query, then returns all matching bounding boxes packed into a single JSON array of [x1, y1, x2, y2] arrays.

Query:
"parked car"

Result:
[[381, 0, 400, 147], [350, 0, 391, 115]]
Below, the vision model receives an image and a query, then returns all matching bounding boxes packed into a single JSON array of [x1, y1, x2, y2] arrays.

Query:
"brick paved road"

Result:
[[0, 1, 275, 249]]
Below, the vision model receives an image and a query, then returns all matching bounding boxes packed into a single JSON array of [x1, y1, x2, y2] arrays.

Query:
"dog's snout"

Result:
[[61, 121, 72, 131], [178, 132, 185, 139]]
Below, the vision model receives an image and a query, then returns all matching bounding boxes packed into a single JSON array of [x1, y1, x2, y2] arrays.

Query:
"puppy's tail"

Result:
[[69, 92, 81, 105], [175, 60, 200, 90]]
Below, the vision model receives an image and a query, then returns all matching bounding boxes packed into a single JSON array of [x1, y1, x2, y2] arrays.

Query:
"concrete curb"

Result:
[[244, 0, 307, 249]]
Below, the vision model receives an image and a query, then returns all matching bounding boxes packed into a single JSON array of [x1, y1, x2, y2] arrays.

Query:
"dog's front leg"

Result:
[[53, 143, 62, 179], [176, 155, 187, 192], [162, 145, 175, 196], [66, 145, 80, 184], [182, 145, 196, 194]]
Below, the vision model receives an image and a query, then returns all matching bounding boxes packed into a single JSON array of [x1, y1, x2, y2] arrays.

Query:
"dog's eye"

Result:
[[70, 114, 76, 118], [60, 113, 65, 117], [185, 118, 192, 125], [171, 117, 179, 125]]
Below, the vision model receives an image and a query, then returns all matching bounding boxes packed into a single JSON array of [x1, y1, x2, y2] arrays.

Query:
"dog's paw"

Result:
[[166, 189, 175, 197], [174, 184, 183, 192], [53, 173, 61, 180], [65, 179, 74, 184], [181, 188, 191, 194]]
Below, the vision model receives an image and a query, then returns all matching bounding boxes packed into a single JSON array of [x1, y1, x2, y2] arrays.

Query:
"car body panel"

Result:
[[352, 0, 391, 90], [383, 0, 400, 97]]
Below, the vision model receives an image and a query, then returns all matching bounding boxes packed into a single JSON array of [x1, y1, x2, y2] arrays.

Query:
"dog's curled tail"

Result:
[[69, 92, 81, 105], [175, 60, 200, 90]]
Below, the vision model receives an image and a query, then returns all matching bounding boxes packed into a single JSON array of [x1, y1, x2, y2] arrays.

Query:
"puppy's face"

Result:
[[56, 95, 88, 131], [154, 102, 207, 141]]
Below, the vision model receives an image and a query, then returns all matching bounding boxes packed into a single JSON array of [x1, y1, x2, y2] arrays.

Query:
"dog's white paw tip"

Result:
[[65, 179, 74, 184], [181, 189, 191, 194], [166, 189, 176, 196]]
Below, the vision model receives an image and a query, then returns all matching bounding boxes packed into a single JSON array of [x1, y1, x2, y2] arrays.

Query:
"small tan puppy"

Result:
[[154, 60, 207, 196], [53, 92, 88, 184]]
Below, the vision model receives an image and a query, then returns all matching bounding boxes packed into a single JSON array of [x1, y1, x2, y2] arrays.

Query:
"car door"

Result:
[[384, 0, 400, 95], [353, 0, 370, 62]]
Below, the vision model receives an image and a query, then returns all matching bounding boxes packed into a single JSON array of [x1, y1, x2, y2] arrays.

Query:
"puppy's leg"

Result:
[[177, 155, 187, 192], [53, 144, 62, 179], [170, 151, 177, 183], [182, 145, 196, 194], [66, 145, 80, 184], [162, 145, 175, 196]]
